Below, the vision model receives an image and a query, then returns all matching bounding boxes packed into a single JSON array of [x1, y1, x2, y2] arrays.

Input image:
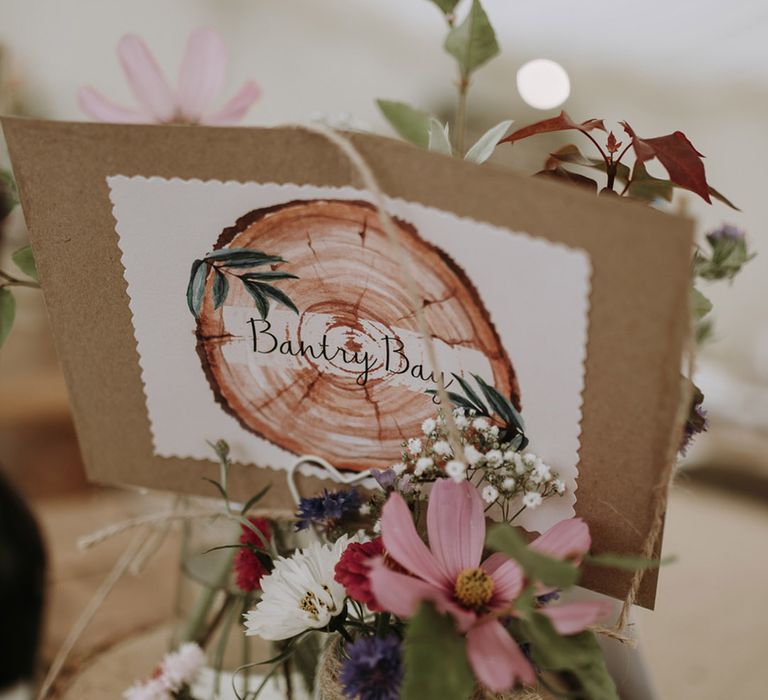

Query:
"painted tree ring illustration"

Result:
[[196, 199, 519, 471]]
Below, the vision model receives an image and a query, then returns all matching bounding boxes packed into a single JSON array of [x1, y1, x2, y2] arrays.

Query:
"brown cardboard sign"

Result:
[[2, 118, 693, 607]]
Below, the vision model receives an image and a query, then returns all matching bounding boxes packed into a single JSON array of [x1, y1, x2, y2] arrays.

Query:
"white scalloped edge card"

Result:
[[107, 177, 591, 532]]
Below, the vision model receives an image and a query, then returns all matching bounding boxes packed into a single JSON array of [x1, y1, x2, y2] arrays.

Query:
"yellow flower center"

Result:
[[454, 567, 494, 609]]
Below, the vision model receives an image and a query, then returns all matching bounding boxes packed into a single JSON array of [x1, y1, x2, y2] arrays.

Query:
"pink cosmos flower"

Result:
[[369, 480, 611, 693], [78, 28, 260, 125]]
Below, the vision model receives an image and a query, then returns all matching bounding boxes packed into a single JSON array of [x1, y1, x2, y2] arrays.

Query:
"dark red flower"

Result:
[[334, 537, 385, 611], [234, 517, 271, 592]]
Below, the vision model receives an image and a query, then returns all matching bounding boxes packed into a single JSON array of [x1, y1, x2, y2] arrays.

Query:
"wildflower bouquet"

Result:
[[123, 378, 666, 700]]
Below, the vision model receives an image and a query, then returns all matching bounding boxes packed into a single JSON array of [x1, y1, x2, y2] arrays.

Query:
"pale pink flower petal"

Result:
[[77, 87, 147, 123], [380, 492, 450, 588], [531, 517, 591, 562], [203, 81, 261, 125], [177, 27, 227, 123], [427, 479, 485, 578], [368, 558, 476, 631], [117, 34, 176, 122], [466, 619, 535, 692], [540, 600, 612, 635], [481, 552, 524, 605]]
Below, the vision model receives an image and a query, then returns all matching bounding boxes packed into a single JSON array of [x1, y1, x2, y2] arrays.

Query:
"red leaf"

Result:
[[499, 111, 606, 145], [621, 122, 710, 203]]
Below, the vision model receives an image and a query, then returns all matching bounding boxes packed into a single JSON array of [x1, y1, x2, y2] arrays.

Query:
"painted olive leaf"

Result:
[[212, 269, 229, 310], [0, 288, 16, 349], [186, 259, 207, 317], [187, 248, 299, 320]]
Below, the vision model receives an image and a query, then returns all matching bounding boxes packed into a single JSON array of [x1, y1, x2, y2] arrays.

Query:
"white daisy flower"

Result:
[[160, 643, 206, 691], [432, 440, 452, 456], [464, 445, 483, 466], [421, 418, 437, 435], [415, 457, 434, 476], [481, 485, 499, 504], [243, 537, 349, 640], [485, 449, 503, 467], [522, 491, 543, 509], [445, 460, 467, 482], [407, 438, 423, 455]]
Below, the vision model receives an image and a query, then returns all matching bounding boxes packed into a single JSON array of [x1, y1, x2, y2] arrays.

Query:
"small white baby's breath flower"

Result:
[[472, 417, 490, 431], [553, 479, 566, 494], [421, 418, 437, 435], [513, 453, 526, 475], [415, 457, 434, 476], [359, 503, 371, 515], [445, 460, 466, 482], [392, 462, 407, 475], [489, 425, 499, 438], [464, 445, 483, 466], [485, 449, 503, 467], [481, 485, 499, 504], [432, 440, 452, 456], [373, 520, 382, 533], [503, 450, 516, 463], [522, 452, 537, 467], [407, 438, 423, 455], [502, 477, 516, 491], [534, 459, 551, 480], [522, 491, 543, 509], [453, 411, 469, 429]]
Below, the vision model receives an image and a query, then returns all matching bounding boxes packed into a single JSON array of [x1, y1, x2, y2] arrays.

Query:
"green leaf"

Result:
[[376, 99, 432, 148], [522, 614, 619, 700], [0, 288, 16, 349], [241, 484, 273, 515], [243, 280, 270, 319], [186, 259, 207, 317], [402, 602, 475, 700], [691, 286, 712, 321], [486, 523, 580, 588], [444, 0, 500, 77], [259, 283, 299, 314], [627, 161, 673, 202], [293, 633, 321, 694], [212, 269, 229, 309], [472, 373, 524, 431], [429, 0, 460, 13], [464, 119, 513, 163], [428, 118, 453, 156], [11, 246, 38, 282], [585, 553, 675, 571]]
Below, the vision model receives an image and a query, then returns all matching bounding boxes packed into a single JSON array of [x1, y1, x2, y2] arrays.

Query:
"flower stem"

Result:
[[455, 76, 470, 155]]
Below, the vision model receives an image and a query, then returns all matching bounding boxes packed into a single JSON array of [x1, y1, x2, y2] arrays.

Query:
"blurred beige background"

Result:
[[0, 1, 766, 698]]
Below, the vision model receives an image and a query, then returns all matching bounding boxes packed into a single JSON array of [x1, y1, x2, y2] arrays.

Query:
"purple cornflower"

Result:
[[707, 224, 745, 243], [537, 590, 561, 605], [340, 635, 403, 700], [295, 489, 361, 530]]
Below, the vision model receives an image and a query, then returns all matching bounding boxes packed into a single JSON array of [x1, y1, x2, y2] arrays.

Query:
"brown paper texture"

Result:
[[2, 118, 694, 607]]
